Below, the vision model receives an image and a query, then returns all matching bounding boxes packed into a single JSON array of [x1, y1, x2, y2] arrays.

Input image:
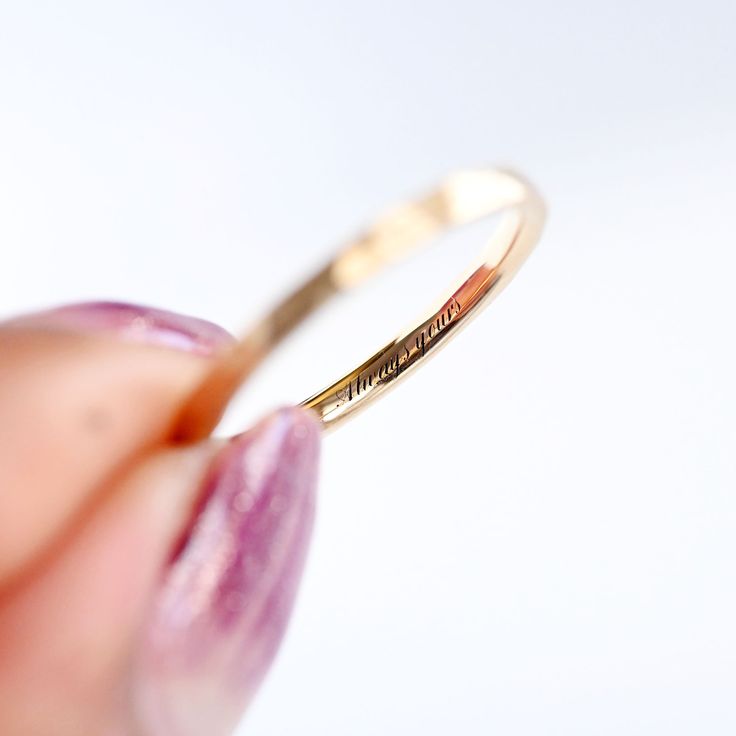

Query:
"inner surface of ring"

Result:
[[172, 168, 545, 440], [300, 169, 543, 429]]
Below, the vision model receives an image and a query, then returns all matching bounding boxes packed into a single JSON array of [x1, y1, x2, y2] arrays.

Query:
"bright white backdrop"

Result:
[[1, 2, 735, 734]]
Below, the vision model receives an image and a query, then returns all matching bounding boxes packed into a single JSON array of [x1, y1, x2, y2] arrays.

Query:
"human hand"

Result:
[[0, 302, 320, 736]]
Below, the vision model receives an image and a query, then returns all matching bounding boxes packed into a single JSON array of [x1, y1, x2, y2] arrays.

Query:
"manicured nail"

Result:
[[9, 301, 233, 355], [134, 406, 321, 736]]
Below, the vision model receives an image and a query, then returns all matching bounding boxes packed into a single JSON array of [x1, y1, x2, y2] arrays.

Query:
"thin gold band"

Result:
[[173, 168, 546, 440]]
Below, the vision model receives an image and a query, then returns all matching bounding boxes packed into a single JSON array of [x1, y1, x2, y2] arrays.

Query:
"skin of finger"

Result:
[[0, 326, 217, 587], [0, 440, 221, 736]]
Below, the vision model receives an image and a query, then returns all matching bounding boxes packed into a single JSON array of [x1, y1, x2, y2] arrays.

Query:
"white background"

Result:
[[1, 2, 735, 734]]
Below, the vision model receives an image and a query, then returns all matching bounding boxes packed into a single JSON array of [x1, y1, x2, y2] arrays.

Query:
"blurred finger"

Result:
[[0, 301, 233, 586], [0, 407, 320, 736]]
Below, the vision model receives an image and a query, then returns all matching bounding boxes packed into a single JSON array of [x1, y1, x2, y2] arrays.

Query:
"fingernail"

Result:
[[9, 301, 233, 356], [134, 406, 321, 736]]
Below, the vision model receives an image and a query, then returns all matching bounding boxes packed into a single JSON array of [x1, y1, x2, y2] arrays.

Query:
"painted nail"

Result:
[[8, 301, 233, 356], [134, 406, 321, 736]]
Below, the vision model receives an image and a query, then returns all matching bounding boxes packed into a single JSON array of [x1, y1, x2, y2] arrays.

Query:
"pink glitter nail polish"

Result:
[[9, 301, 233, 356], [134, 407, 321, 736]]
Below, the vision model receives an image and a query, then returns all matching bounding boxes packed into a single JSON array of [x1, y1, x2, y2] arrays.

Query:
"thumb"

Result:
[[0, 406, 320, 736]]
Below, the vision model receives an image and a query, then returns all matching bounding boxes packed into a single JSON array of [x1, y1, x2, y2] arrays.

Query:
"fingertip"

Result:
[[133, 407, 321, 736]]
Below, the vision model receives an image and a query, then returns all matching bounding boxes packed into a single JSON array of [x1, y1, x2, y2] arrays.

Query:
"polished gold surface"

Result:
[[173, 168, 546, 440]]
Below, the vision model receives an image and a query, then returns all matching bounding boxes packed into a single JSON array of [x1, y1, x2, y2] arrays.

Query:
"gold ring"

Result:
[[174, 167, 546, 440]]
